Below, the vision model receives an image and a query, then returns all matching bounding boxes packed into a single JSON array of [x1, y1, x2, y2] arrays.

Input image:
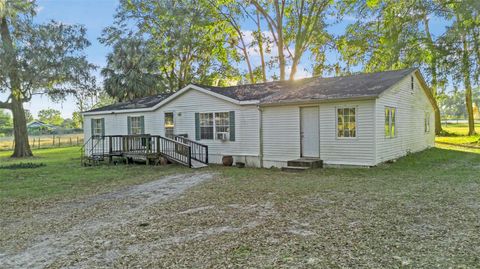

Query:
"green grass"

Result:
[[436, 123, 480, 146], [149, 145, 480, 267], [1, 143, 480, 267], [0, 146, 190, 203]]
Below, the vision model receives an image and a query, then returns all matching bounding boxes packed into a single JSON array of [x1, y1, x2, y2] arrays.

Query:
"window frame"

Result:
[[385, 106, 397, 139], [411, 75, 415, 93], [129, 116, 143, 135], [92, 118, 104, 137], [336, 106, 358, 139], [199, 112, 231, 141], [199, 112, 214, 140], [425, 111, 431, 133], [164, 112, 175, 138]]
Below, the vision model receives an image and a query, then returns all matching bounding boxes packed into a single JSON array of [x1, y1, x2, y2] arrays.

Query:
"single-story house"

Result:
[[82, 68, 436, 168]]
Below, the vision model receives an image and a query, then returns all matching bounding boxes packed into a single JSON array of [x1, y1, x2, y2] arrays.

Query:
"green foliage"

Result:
[[0, 109, 12, 128], [37, 109, 63, 126], [24, 109, 34, 123], [100, 0, 239, 100], [101, 38, 163, 101]]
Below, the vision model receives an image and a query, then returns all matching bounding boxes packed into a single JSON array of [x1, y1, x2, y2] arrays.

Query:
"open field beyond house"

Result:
[[1, 143, 480, 268]]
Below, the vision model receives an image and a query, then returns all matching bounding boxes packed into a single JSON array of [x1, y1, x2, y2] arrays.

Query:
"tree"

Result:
[[24, 109, 33, 123], [101, 38, 162, 101], [38, 109, 63, 126], [337, 0, 447, 134], [0, 109, 12, 127], [101, 0, 240, 98], [0, 1, 96, 157], [439, 0, 480, 135], [250, 0, 332, 80]]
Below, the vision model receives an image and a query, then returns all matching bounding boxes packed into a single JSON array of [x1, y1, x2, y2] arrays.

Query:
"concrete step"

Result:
[[281, 166, 310, 172], [287, 158, 323, 168]]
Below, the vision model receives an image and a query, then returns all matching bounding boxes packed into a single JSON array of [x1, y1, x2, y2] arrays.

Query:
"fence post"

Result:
[[52, 135, 55, 146], [77, 136, 79, 146], [38, 138, 41, 149], [70, 137, 72, 146], [58, 137, 60, 147]]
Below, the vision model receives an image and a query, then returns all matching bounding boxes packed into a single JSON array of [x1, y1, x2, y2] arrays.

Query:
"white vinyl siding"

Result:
[[262, 100, 376, 167], [375, 74, 435, 163]]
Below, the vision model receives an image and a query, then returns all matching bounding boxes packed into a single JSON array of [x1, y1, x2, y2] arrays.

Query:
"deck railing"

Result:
[[81, 134, 208, 168], [173, 135, 208, 164]]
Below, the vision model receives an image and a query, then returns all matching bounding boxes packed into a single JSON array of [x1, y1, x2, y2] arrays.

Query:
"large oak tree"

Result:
[[0, 1, 96, 157]]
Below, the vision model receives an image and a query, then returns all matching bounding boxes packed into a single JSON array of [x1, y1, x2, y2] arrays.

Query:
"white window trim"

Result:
[[164, 111, 175, 137], [425, 111, 431, 133], [335, 106, 358, 140], [385, 106, 397, 139], [92, 118, 103, 137], [130, 116, 143, 135], [199, 112, 230, 141]]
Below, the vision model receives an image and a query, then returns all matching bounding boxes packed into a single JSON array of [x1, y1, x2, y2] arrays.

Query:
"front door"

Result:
[[300, 106, 320, 157]]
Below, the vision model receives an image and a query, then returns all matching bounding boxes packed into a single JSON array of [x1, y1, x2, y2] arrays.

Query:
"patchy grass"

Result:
[[1, 145, 480, 267], [436, 123, 480, 146], [0, 147, 190, 203]]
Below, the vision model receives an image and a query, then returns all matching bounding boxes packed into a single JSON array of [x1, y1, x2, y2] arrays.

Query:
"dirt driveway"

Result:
[[0, 172, 214, 269]]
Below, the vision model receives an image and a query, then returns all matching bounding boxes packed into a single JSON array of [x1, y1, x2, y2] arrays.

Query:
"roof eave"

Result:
[[259, 95, 377, 107]]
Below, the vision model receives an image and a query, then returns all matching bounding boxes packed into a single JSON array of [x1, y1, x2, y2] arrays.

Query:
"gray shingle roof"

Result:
[[196, 68, 417, 104], [86, 68, 417, 113], [86, 93, 173, 113]]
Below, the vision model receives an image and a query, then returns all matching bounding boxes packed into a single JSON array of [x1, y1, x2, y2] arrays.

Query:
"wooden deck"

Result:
[[81, 135, 208, 168]]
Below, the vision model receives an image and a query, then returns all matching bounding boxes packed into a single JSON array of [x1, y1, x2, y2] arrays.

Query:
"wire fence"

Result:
[[0, 133, 84, 151]]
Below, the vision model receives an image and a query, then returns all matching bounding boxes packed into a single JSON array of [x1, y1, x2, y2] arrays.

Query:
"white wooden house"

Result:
[[82, 68, 436, 168]]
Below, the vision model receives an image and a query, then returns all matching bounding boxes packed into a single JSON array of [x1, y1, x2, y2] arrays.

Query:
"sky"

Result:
[[0, 0, 450, 119]]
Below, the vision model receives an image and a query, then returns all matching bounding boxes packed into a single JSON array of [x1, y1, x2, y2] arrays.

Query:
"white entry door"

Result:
[[300, 106, 320, 157]]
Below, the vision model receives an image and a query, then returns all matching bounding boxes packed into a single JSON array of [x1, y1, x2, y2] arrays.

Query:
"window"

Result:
[[198, 112, 231, 140], [164, 112, 174, 138], [425, 112, 430, 133], [385, 107, 396, 138], [92, 118, 104, 137], [337, 107, 356, 138], [215, 112, 230, 139], [130, 117, 143, 134], [411, 76, 415, 92], [199, 113, 214, 139]]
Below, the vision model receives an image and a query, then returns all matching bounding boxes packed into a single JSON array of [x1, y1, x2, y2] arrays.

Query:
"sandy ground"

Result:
[[0, 172, 214, 269]]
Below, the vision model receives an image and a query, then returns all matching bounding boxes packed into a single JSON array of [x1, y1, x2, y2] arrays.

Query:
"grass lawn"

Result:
[[436, 123, 480, 145], [1, 144, 480, 267], [0, 146, 190, 203]]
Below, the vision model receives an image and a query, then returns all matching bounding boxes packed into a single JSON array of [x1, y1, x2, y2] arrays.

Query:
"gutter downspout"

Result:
[[258, 105, 264, 168]]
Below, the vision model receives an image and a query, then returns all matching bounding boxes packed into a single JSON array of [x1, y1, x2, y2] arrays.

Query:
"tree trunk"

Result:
[[289, 56, 300, 80], [256, 12, 267, 82], [11, 96, 33, 157], [274, 0, 286, 81], [1, 16, 33, 157], [461, 31, 476, 135], [423, 15, 443, 135]]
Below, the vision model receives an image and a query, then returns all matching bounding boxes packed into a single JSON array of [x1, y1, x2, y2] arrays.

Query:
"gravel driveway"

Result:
[[0, 172, 214, 269]]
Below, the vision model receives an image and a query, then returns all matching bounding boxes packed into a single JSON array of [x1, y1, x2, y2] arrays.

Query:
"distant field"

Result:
[[436, 123, 480, 146], [0, 133, 84, 151]]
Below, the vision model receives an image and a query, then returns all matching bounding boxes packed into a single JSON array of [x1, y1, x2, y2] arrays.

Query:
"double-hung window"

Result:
[[129, 116, 143, 135], [164, 112, 174, 138], [215, 112, 230, 139], [337, 107, 356, 138], [425, 112, 430, 133], [199, 113, 214, 140], [92, 118, 104, 138], [198, 112, 232, 140], [385, 107, 396, 138]]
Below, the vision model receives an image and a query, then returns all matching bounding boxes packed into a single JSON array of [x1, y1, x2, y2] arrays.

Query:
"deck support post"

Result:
[[108, 136, 113, 164]]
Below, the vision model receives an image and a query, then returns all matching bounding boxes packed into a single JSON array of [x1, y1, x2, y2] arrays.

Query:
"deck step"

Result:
[[287, 158, 323, 168], [281, 166, 310, 172]]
